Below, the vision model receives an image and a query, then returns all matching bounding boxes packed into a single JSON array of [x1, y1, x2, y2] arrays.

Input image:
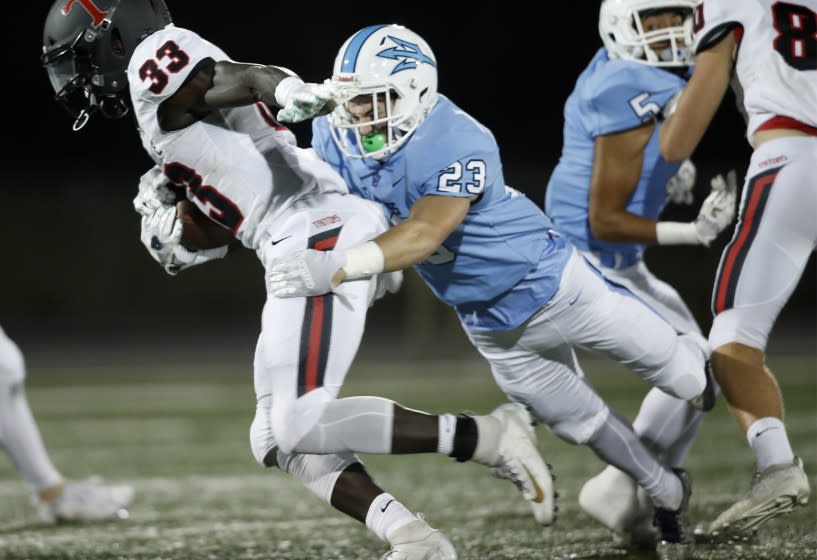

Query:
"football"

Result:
[[177, 200, 235, 250]]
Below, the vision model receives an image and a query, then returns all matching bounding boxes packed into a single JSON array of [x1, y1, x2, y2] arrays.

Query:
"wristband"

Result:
[[656, 221, 700, 245], [342, 241, 385, 280]]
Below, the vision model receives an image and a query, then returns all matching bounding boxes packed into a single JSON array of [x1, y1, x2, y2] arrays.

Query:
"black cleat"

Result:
[[654, 469, 694, 560]]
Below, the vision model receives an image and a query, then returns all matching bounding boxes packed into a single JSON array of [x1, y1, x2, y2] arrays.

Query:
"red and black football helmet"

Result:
[[42, 0, 172, 130]]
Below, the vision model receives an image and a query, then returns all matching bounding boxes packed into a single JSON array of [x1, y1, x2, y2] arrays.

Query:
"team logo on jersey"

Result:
[[62, 0, 108, 28], [377, 36, 436, 75]]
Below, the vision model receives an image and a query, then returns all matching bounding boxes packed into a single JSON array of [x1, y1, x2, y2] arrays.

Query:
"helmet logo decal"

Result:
[[61, 0, 108, 28], [377, 36, 436, 74]]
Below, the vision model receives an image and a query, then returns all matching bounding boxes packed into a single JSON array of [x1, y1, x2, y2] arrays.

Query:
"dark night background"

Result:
[[1, 1, 813, 364]]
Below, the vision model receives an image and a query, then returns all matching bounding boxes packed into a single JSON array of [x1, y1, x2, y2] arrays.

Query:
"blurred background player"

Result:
[[41, 2, 556, 559], [0, 325, 133, 522], [544, 0, 737, 545], [270, 23, 721, 560], [659, 0, 813, 540]]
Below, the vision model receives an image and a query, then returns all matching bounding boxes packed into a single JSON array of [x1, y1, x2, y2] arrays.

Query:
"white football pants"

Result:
[[710, 136, 817, 351], [250, 192, 400, 462], [464, 249, 707, 445], [582, 252, 707, 467]]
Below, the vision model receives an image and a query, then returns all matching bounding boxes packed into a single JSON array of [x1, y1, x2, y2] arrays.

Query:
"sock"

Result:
[[632, 387, 706, 468], [451, 415, 480, 462], [436, 414, 456, 455], [747, 417, 795, 472], [588, 409, 683, 510], [365, 492, 417, 542], [0, 383, 62, 492]]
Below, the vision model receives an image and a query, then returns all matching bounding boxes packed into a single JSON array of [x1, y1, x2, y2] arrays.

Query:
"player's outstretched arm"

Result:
[[267, 195, 471, 298]]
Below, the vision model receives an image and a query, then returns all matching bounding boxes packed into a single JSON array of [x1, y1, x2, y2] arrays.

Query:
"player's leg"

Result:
[[250, 301, 454, 559], [558, 251, 711, 406], [0, 327, 62, 494], [0, 326, 133, 522], [464, 317, 692, 559], [706, 138, 815, 537], [259, 198, 554, 526], [614, 261, 710, 465], [578, 258, 709, 545]]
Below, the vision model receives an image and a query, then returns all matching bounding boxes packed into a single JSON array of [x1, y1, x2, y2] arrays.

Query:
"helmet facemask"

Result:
[[600, 1, 698, 67], [328, 82, 425, 160], [327, 24, 439, 160]]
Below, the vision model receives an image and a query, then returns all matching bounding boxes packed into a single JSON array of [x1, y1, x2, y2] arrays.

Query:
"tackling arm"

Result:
[[266, 195, 471, 298], [334, 194, 471, 284]]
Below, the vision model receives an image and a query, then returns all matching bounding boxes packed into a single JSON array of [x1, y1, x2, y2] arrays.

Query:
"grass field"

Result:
[[0, 353, 814, 559]]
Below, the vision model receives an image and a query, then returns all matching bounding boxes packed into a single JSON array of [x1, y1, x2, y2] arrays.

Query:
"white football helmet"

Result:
[[599, 0, 699, 67], [327, 24, 438, 159]]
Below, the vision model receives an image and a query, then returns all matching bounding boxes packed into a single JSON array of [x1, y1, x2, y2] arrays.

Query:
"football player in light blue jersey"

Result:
[[269, 23, 718, 560], [545, 0, 737, 547]]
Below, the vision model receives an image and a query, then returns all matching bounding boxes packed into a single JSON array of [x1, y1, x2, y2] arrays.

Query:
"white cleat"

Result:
[[382, 518, 457, 560], [474, 402, 556, 526], [708, 456, 810, 540], [578, 465, 655, 547], [35, 476, 134, 523]]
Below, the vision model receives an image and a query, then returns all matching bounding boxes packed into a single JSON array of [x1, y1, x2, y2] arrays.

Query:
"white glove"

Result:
[[267, 249, 347, 297], [164, 245, 229, 276], [134, 166, 177, 216], [139, 203, 229, 275], [275, 77, 343, 123], [140, 203, 183, 267], [666, 159, 696, 205], [693, 170, 738, 246]]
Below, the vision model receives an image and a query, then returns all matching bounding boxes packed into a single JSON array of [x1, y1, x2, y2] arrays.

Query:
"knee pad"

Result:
[[271, 388, 334, 455], [550, 406, 610, 445], [276, 450, 358, 504], [0, 332, 25, 386]]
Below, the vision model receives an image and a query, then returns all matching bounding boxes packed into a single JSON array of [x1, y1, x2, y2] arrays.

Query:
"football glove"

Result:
[[267, 249, 347, 297], [693, 170, 738, 246], [275, 79, 344, 123], [163, 245, 229, 276], [133, 166, 177, 216], [666, 159, 697, 205], [140, 203, 183, 267]]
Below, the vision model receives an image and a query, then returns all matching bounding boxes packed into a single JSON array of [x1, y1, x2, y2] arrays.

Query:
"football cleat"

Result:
[[654, 469, 694, 560], [382, 517, 457, 560], [708, 456, 810, 540], [473, 403, 556, 526], [35, 476, 134, 523], [579, 465, 656, 547]]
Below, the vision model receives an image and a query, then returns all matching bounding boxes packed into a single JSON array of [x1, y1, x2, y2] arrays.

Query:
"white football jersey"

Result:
[[693, 0, 817, 143], [127, 26, 348, 249]]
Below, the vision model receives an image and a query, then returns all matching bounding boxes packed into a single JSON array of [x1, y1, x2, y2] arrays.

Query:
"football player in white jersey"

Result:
[[41, 2, 556, 558], [660, 0, 814, 539], [0, 325, 134, 522]]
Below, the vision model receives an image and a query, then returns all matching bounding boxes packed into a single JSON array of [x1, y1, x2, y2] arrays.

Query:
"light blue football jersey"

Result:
[[313, 95, 572, 331], [545, 47, 687, 267]]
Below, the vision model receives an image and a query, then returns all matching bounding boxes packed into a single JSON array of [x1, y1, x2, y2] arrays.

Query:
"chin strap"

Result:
[[72, 109, 91, 131]]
